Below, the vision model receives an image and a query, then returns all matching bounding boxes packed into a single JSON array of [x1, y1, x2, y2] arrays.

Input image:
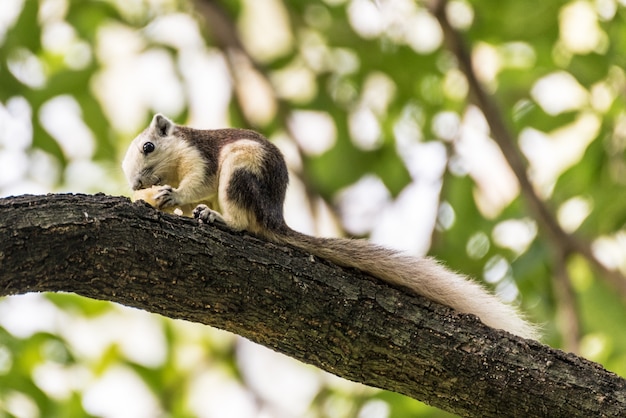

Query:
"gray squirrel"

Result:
[[122, 114, 539, 340]]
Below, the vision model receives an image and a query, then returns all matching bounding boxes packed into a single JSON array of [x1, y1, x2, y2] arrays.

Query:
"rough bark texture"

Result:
[[1, 194, 625, 417]]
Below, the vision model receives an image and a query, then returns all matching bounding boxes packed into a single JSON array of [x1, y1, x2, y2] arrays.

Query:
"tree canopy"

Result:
[[1, 0, 626, 417]]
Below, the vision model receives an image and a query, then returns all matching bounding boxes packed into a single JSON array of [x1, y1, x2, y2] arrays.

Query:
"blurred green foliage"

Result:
[[1, 0, 626, 417]]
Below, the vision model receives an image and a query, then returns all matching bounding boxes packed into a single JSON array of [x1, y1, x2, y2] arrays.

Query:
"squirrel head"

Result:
[[122, 114, 178, 191]]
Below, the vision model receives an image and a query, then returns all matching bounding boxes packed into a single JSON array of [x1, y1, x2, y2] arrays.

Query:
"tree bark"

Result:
[[1, 194, 624, 417]]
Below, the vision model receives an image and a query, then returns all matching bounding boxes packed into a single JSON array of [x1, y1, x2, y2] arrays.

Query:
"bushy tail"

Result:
[[275, 229, 540, 340]]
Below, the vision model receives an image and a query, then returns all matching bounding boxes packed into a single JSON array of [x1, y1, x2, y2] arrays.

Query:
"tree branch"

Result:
[[1, 194, 625, 417]]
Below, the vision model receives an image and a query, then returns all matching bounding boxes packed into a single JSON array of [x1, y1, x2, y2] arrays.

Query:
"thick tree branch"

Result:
[[1, 194, 625, 417]]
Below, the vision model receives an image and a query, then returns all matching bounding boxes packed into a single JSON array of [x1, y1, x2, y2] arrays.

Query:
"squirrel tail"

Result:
[[275, 229, 540, 340]]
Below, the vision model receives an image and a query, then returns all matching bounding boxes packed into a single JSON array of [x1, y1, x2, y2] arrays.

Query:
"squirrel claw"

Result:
[[154, 185, 176, 208], [193, 204, 226, 225]]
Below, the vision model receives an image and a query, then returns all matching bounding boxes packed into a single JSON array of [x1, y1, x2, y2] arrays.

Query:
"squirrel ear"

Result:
[[152, 114, 174, 137]]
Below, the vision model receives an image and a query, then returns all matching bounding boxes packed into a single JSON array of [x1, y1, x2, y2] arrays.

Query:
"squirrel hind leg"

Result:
[[220, 169, 287, 236]]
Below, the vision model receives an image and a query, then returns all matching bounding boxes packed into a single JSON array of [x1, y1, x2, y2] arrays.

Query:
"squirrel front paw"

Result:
[[154, 185, 180, 209], [193, 204, 226, 225]]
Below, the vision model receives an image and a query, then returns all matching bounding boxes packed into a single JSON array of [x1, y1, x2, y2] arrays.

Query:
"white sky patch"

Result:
[[394, 103, 424, 147], [137, 49, 186, 117], [83, 366, 163, 418], [237, 340, 322, 416], [4, 391, 39, 418], [42, 21, 92, 70], [0, 0, 24, 43], [432, 111, 461, 141], [492, 218, 538, 255], [359, 400, 390, 418], [446, 0, 474, 30], [385, 133, 443, 253], [580, 333, 610, 364], [472, 42, 536, 89], [289, 110, 337, 155], [349, 106, 382, 150], [336, 174, 391, 235], [229, 50, 278, 126], [239, 0, 293, 62], [472, 42, 500, 85], [172, 328, 231, 370], [283, 174, 316, 234], [39, 0, 68, 23], [494, 277, 521, 304], [454, 107, 519, 218], [558, 196, 593, 233], [400, 135, 447, 180], [590, 81, 614, 113], [7, 47, 47, 89], [531, 71, 588, 115], [0, 294, 60, 338], [370, 141, 446, 255], [596, 0, 617, 20], [113, 308, 167, 368], [313, 195, 345, 238], [144, 13, 205, 50], [272, 131, 303, 171], [92, 24, 147, 131], [0, 344, 11, 374], [348, 0, 443, 55], [60, 307, 166, 368], [173, 341, 208, 374], [332, 48, 361, 75], [33, 363, 92, 401], [299, 29, 330, 73], [93, 22, 185, 131], [96, 21, 145, 62], [188, 369, 258, 418], [62, 160, 122, 194], [0, 96, 33, 150], [404, 9, 443, 54], [283, 165, 343, 239], [1, 179, 50, 196], [271, 59, 318, 104], [520, 112, 601, 194], [592, 232, 626, 273], [178, 49, 232, 129], [42, 21, 76, 52], [348, 0, 384, 38], [298, 32, 361, 78], [0, 149, 28, 189], [371, 182, 440, 254], [94, 47, 185, 132], [466, 231, 490, 259], [39, 95, 96, 160], [361, 72, 396, 116], [483, 255, 510, 284], [560, 1, 607, 54], [437, 201, 456, 230]]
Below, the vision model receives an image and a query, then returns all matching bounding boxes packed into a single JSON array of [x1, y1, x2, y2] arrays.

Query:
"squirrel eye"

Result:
[[143, 142, 155, 155]]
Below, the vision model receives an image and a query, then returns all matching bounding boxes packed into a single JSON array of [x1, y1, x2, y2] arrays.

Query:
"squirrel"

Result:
[[122, 114, 540, 340]]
